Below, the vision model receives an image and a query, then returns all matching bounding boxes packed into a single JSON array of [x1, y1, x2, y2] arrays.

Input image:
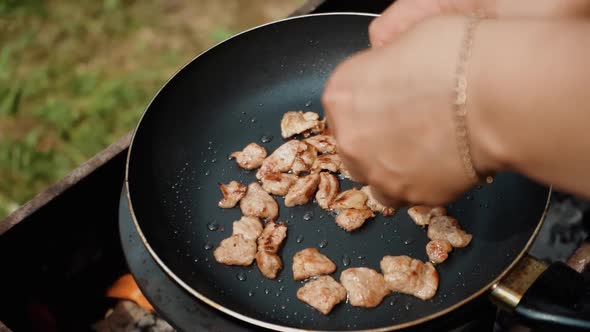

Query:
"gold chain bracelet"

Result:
[[454, 15, 493, 184]]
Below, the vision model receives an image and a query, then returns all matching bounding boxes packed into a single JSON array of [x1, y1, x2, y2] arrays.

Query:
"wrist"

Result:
[[464, 19, 511, 176]]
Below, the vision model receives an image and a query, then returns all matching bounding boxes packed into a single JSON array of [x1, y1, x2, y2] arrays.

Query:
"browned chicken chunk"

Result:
[[292, 248, 337, 281], [311, 153, 342, 173], [284, 173, 320, 207], [239, 182, 279, 220], [291, 142, 317, 175], [260, 172, 298, 196], [335, 208, 375, 232], [361, 186, 395, 216], [232, 216, 263, 241], [305, 134, 337, 154], [340, 268, 390, 308], [256, 221, 288, 279], [256, 250, 283, 279], [427, 216, 472, 248], [257, 221, 288, 253], [256, 140, 300, 179], [217, 181, 247, 209], [426, 239, 453, 264], [315, 172, 339, 210], [380, 255, 439, 300], [407, 205, 446, 226], [213, 234, 256, 266], [330, 188, 368, 210], [230, 143, 267, 170], [296, 276, 346, 315], [281, 111, 325, 138]]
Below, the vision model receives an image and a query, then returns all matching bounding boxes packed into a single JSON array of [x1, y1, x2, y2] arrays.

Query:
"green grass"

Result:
[[0, 0, 299, 218]]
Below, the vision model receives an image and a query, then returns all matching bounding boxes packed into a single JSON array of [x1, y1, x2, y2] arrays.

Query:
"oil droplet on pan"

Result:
[[342, 255, 351, 267]]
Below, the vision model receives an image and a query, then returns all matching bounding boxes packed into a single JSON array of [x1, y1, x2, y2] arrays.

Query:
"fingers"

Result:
[[369, 0, 487, 48], [322, 50, 369, 144], [369, 0, 443, 47], [370, 186, 408, 209], [323, 54, 374, 185]]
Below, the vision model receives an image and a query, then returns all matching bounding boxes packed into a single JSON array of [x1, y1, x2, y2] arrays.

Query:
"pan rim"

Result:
[[125, 12, 551, 332]]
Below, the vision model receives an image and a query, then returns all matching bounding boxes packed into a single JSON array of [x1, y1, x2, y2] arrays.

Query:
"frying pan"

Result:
[[125, 13, 588, 331]]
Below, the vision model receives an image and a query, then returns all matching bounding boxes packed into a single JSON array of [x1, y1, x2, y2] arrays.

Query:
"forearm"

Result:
[[471, 19, 590, 197], [492, 0, 590, 18]]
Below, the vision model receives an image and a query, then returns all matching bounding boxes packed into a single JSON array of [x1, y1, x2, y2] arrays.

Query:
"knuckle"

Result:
[[372, 188, 390, 204], [320, 91, 338, 116], [321, 76, 350, 114], [336, 134, 359, 159], [405, 189, 423, 205], [389, 181, 410, 200], [368, 19, 385, 44]]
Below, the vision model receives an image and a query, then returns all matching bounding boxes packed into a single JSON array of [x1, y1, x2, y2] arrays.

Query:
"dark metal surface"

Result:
[[119, 190, 255, 332], [0, 151, 129, 331], [515, 262, 590, 331], [119, 188, 503, 332], [126, 13, 550, 331]]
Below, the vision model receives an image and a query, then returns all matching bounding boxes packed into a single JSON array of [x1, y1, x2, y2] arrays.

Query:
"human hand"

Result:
[[323, 16, 497, 206], [369, 0, 590, 47], [369, 0, 485, 47]]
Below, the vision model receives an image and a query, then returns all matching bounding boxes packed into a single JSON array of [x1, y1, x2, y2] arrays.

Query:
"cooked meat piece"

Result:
[[335, 208, 375, 232], [260, 172, 298, 196], [407, 205, 446, 226], [427, 216, 472, 248], [291, 141, 317, 175], [305, 134, 337, 154], [315, 172, 339, 210], [255, 221, 287, 279], [311, 153, 342, 173], [296, 276, 346, 315], [426, 240, 453, 264], [239, 182, 279, 220], [340, 268, 390, 308], [256, 250, 282, 279], [380, 255, 439, 300], [230, 143, 267, 170], [284, 173, 320, 207], [217, 181, 247, 209], [361, 186, 395, 216], [292, 248, 337, 281], [280, 111, 325, 138], [330, 188, 368, 210], [232, 216, 263, 241], [256, 140, 300, 179], [257, 221, 288, 254], [213, 234, 256, 266]]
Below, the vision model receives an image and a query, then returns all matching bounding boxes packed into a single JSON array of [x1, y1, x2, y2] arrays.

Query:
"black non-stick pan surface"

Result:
[[126, 13, 550, 331]]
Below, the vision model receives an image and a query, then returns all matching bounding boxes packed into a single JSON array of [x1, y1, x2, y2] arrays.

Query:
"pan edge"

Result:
[[124, 12, 551, 332]]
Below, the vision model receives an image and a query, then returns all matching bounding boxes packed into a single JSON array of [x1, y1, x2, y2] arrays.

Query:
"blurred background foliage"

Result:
[[0, 0, 301, 219]]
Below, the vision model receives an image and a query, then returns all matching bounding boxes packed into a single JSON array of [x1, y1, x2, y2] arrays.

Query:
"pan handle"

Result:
[[490, 242, 590, 331]]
